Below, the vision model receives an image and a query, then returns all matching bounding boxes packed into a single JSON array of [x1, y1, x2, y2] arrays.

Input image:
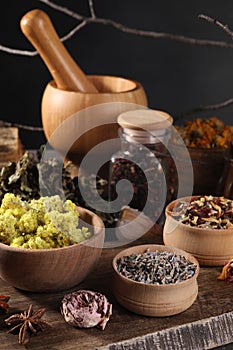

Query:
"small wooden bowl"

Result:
[[41, 75, 148, 166], [0, 207, 104, 292], [188, 147, 226, 195], [163, 197, 233, 266], [112, 244, 199, 317], [171, 144, 226, 195]]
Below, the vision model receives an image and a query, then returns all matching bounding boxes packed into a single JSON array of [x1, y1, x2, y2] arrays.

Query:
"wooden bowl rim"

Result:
[[48, 75, 143, 95], [0, 206, 104, 254], [112, 244, 199, 289], [165, 196, 233, 234], [171, 143, 229, 153], [187, 146, 228, 153]]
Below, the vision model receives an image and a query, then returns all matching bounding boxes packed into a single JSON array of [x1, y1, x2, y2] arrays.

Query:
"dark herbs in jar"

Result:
[[116, 250, 197, 285], [110, 143, 177, 221], [170, 195, 233, 229]]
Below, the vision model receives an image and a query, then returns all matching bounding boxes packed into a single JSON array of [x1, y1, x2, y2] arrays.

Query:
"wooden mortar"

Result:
[[20, 9, 148, 167], [41, 75, 148, 166]]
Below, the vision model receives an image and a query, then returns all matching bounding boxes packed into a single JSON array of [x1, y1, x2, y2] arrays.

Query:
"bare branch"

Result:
[[93, 17, 233, 48], [34, 0, 233, 49], [37, 0, 83, 21], [60, 21, 87, 43], [2, 1, 233, 57], [88, 0, 96, 18], [1, 0, 233, 131], [0, 45, 37, 56], [0, 120, 43, 131], [178, 98, 233, 119], [198, 14, 233, 40]]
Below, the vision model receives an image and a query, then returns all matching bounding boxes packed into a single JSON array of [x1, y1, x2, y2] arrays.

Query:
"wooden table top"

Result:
[[0, 227, 233, 350]]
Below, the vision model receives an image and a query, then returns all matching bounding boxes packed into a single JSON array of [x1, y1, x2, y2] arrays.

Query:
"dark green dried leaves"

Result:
[[0, 149, 115, 227], [0, 152, 39, 201]]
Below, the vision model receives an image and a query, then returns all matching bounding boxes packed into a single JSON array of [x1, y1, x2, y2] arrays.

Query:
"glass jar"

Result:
[[109, 109, 177, 223]]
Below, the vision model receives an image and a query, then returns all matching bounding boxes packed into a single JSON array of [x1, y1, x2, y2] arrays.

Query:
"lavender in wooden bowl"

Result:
[[163, 195, 233, 266], [112, 244, 199, 317]]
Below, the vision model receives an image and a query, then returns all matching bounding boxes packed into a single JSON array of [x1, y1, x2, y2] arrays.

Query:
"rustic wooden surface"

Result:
[[0, 228, 233, 350]]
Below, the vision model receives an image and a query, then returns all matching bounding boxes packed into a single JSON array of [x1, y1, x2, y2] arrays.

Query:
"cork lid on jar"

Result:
[[117, 109, 173, 132]]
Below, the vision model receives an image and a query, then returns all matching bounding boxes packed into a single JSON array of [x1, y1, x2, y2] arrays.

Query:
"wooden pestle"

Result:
[[20, 9, 98, 93]]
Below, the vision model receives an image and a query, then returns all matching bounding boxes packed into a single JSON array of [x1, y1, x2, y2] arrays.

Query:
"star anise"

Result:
[[5, 304, 51, 345], [0, 295, 10, 314]]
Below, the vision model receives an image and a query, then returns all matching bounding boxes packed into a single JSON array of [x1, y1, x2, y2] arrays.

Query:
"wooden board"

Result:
[[0, 229, 232, 350], [97, 312, 233, 350]]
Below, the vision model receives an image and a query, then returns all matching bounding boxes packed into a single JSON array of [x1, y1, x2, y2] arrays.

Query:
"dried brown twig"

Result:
[[0, 120, 43, 131], [178, 14, 233, 117], [1, 0, 233, 56], [198, 14, 233, 40], [36, 0, 233, 48], [177, 98, 233, 119]]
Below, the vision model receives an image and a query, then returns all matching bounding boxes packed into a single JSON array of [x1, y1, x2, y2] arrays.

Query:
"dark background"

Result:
[[1, 0, 233, 149]]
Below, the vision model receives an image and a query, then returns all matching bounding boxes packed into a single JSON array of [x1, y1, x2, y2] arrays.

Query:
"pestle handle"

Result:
[[20, 9, 98, 93]]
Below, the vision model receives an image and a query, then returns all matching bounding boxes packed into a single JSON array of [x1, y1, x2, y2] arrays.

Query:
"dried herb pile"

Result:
[[174, 116, 233, 149], [0, 149, 73, 202], [116, 250, 197, 284], [0, 149, 117, 227], [171, 195, 233, 229]]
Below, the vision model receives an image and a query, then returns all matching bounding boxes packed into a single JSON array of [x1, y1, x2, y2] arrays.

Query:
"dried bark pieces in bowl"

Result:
[[112, 244, 199, 317], [163, 196, 233, 266]]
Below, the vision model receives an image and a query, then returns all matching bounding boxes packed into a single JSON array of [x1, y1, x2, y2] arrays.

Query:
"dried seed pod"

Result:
[[60, 290, 112, 330]]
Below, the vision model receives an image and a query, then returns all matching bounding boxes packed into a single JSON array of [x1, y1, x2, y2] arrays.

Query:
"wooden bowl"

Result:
[[41, 75, 148, 166], [112, 244, 199, 317], [163, 196, 233, 266], [0, 207, 104, 292], [171, 144, 226, 195], [188, 147, 226, 195]]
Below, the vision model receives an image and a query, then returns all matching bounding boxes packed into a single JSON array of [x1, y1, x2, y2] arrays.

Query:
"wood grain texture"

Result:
[[97, 312, 233, 350], [0, 229, 232, 349]]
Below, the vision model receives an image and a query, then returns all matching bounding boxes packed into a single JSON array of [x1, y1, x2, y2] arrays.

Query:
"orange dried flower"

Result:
[[0, 295, 10, 313], [175, 116, 233, 149], [217, 258, 233, 283]]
